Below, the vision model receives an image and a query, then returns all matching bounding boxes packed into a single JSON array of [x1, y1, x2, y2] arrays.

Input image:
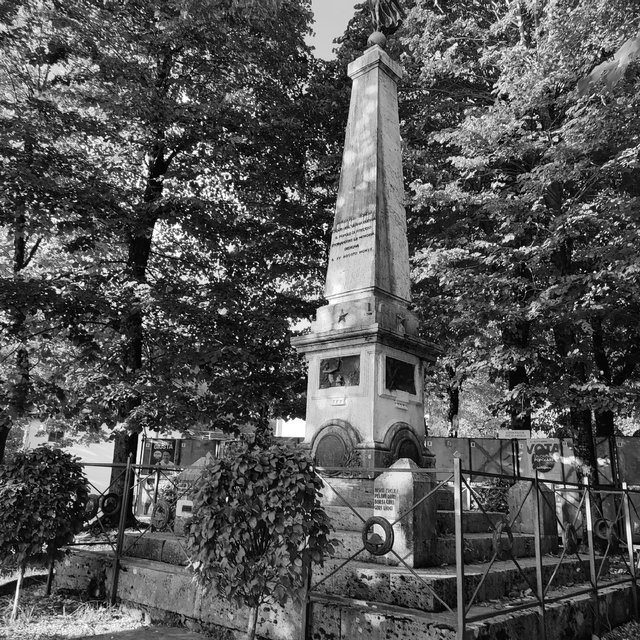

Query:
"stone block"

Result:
[[373, 458, 438, 568], [326, 505, 373, 531], [161, 537, 190, 566], [509, 480, 558, 541], [321, 477, 374, 509], [123, 533, 164, 562]]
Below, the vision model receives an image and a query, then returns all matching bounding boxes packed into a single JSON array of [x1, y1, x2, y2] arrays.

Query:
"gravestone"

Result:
[[372, 459, 437, 568]]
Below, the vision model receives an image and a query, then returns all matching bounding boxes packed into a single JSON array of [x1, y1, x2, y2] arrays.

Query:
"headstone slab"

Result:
[[373, 458, 438, 568]]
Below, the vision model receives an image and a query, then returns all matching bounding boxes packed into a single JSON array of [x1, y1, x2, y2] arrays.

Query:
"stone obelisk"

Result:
[[293, 27, 438, 470]]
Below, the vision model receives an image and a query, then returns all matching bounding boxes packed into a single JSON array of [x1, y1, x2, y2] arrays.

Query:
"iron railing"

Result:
[[66, 453, 640, 639]]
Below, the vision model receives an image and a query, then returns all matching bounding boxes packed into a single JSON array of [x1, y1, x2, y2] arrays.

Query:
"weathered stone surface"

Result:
[[322, 477, 375, 510], [323, 46, 408, 304], [373, 459, 438, 568], [311, 555, 606, 613], [55, 550, 113, 598], [124, 533, 165, 562], [326, 505, 374, 531], [292, 43, 437, 468], [437, 510, 504, 535], [161, 537, 190, 566], [55, 549, 631, 640], [509, 480, 559, 554]]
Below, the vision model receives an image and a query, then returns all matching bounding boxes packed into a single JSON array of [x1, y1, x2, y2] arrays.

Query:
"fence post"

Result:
[[532, 470, 547, 640], [454, 455, 466, 640], [153, 466, 160, 504], [583, 476, 600, 636], [622, 482, 638, 621], [110, 455, 133, 606]]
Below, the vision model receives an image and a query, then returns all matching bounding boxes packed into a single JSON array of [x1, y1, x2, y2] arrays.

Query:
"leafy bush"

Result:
[[0, 446, 89, 620], [187, 443, 334, 640]]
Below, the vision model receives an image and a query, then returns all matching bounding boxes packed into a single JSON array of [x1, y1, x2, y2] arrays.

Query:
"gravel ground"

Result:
[[602, 621, 640, 640], [0, 582, 147, 640]]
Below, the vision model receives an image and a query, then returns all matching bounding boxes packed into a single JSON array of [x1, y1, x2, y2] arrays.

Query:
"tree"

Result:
[[187, 443, 334, 640], [0, 446, 88, 620], [402, 0, 640, 474], [1, 1, 330, 490], [0, 0, 116, 462]]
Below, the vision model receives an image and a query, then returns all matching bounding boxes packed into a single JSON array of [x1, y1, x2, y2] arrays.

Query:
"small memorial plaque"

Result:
[[374, 487, 399, 514], [319, 355, 360, 389], [385, 357, 416, 395], [373, 459, 438, 567]]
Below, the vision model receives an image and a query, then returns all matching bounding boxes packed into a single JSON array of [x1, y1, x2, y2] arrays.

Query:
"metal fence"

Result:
[[303, 458, 640, 640], [67, 453, 640, 640], [70, 458, 195, 604]]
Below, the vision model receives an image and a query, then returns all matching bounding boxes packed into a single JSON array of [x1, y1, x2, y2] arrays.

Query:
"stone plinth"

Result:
[[372, 459, 437, 568]]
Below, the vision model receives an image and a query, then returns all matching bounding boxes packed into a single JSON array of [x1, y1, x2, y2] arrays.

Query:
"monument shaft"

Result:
[[293, 45, 437, 470]]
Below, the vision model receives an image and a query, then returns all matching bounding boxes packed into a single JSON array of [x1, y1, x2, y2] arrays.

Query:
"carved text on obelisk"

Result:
[[329, 213, 375, 263]]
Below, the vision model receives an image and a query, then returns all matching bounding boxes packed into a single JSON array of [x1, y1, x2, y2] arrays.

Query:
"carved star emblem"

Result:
[[338, 309, 348, 323]]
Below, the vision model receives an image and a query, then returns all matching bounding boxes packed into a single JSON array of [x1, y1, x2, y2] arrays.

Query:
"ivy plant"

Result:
[[0, 446, 89, 621], [187, 444, 334, 640]]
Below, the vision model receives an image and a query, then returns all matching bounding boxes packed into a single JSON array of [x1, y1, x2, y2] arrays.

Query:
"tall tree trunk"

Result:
[[3, 135, 36, 464], [554, 322, 598, 480], [446, 365, 460, 437], [246, 604, 260, 640], [109, 49, 174, 511], [591, 317, 615, 437], [0, 425, 9, 464], [502, 320, 531, 432], [10, 563, 25, 623]]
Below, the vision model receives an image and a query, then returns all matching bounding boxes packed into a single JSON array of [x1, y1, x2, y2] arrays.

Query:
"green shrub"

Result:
[[0, 446, 89, 620], [187, 443, 334, 640]]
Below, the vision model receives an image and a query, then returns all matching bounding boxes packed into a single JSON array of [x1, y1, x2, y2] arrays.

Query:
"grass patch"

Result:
[[0, 582, 147, 639]]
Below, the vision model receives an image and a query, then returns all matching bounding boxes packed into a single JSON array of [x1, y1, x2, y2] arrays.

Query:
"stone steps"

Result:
[[308, 580, 635, 640], [331, 529, 557, 566], [312, 554, 607, 613]]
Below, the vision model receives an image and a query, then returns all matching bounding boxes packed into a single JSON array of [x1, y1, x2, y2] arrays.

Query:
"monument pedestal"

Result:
[[372, 458, 438, 568]]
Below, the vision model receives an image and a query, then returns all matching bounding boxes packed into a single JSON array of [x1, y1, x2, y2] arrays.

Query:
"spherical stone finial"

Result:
[[367, 30, 387, 48]]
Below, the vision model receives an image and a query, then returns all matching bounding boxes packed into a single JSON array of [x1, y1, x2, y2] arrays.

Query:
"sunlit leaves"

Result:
[[187, 444, 334, 638]]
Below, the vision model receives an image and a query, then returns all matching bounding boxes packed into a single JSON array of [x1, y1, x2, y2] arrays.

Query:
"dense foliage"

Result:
[[0, 446, 88, 618], [0, 0, 331, 468], [398, 0, 640, 460], [0, 446, 88, 566], [187, 444, 334, 640], [1, 0, 638, 481]]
